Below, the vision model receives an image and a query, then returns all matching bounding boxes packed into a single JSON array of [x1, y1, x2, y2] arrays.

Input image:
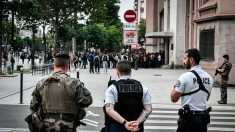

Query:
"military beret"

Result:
[[54, 53, 70, 60]]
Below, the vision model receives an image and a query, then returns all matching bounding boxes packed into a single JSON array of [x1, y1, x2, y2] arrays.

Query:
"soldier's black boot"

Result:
[[217, 100, 227, 104]]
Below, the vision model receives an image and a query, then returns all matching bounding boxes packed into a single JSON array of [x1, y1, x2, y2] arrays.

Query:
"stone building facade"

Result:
[[145, 0, 235, 84]]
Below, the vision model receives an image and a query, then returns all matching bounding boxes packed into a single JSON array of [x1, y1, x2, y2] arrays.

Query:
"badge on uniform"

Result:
[[174, 80, 181, 87]]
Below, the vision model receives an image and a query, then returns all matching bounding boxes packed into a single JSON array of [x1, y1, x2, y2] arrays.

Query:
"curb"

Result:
[[0, 74, 18, 77]]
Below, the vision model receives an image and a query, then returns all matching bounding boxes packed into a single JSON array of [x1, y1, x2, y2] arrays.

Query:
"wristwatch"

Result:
[[122, 120, 126, 126]]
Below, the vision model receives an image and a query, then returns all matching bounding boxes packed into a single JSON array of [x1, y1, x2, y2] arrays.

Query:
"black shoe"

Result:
[[217, 100, 227, 104]]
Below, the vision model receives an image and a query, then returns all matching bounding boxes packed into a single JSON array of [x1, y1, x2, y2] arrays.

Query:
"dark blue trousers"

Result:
[[109, 122, 144, 132], [177, 114, 208, 132]]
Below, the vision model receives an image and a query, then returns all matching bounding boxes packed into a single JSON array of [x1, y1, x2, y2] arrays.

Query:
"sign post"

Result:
[[123, 10, 138, 47], [124, 10, 137, 23]]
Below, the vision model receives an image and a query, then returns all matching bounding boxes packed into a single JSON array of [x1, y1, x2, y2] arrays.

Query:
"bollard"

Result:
[[77, 68, 80, 79], [20, 67, 24, 104]]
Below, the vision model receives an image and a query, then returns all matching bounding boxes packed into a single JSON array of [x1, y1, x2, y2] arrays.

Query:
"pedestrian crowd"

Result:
[[69, 50, 165, 74]]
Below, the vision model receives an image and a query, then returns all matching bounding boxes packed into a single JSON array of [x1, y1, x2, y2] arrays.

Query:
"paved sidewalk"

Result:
[[1, 68, 235, 106], [1, 67, 235, 131]]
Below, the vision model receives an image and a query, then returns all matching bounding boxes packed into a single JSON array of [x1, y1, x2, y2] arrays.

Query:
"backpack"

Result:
[[94, 56, 99, 62], [88, 54, 94, 62], [103, 55, 108, 61]]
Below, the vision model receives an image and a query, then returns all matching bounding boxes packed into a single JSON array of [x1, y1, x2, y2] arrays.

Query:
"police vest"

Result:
[[39, 73, 80, 114], [113, 79, 143, 121]]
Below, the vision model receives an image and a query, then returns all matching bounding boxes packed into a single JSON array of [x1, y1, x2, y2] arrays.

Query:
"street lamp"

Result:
[[0, 0, 3, 75], [20, 66, 23, 104]]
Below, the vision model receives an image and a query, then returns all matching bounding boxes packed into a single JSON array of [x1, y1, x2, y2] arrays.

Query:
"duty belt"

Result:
[[190, 110, 208, 115], [45, 113, 74, 121]]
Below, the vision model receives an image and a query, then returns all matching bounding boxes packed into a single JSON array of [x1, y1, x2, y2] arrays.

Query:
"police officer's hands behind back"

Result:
[[124, 121, 140, 132]]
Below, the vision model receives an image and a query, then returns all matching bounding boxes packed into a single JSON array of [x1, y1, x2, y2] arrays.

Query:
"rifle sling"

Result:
[[181, 70, 209, 96]]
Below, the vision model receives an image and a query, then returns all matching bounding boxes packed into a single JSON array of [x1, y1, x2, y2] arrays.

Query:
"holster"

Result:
[[25, 115, 37, 132], [32, 113, 46, 131], [74, 108, 86, 127], [25, 113, 46, 132], [177, 105, 191, 128], [205, 107, 212, 124]]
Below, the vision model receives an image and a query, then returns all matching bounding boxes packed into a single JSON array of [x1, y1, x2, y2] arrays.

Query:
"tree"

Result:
[[106, 25, 122, 51], [17, 0, 42, 66], [37, 0, 91, 53], [87, 0, 121, 25], [138, 19, 146, 46]]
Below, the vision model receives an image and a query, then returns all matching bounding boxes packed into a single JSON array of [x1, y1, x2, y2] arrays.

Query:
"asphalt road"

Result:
[[0, 105, 105, 131]]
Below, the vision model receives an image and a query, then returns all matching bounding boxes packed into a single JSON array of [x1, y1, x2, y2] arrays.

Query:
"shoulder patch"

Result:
[[174, 80, 181, 87]]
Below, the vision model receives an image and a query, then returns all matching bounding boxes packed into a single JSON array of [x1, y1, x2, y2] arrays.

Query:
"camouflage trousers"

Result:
[[220, 80, 228, 102], [44, 118, 76, 132]]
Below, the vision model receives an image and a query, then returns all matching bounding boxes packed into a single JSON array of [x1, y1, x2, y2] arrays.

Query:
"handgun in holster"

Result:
[[177, 105, 191, 128], [74, 108, 87, 127], [205, 106, 212, 124]]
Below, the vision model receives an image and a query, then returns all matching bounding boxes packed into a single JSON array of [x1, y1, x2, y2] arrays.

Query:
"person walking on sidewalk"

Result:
[[104, 60, 152, 132], [171, 49, 213, 132], [216, 54, 232, 104], [94, 53, 100, 73], [102, 52, 109, 74], [28, 53, 93, 132]]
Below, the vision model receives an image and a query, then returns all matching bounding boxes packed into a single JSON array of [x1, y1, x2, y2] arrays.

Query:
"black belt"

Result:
[[190, 110, 208, 115], [45, 113, 74, 121]]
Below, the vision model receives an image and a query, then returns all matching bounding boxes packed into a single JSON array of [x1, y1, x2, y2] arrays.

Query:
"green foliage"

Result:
[[79, 23, 121, 52], [87, 0, 121, 25], [138, 19, 146, 46], [2, 0, 122, 53]]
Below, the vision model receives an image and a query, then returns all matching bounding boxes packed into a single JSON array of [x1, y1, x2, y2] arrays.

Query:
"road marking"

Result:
[[152, 104, 235, 110], [82, 119, 99, 127], [152, 110, 235, 115], [145, 126, 235, 131], [150, 114, 235, 119], [146, 120, 235, 125], [86, 111, 100, 117]]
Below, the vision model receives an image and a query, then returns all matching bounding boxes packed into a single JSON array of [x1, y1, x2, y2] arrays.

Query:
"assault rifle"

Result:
[[108, 76, 116, 87], [214, 62, 226, 77], [100, 76, 116, 132]]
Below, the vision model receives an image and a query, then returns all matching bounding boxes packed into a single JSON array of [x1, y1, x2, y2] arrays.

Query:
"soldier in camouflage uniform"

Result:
[[29, 53, 93, 132], [217, 55, 232, 104]]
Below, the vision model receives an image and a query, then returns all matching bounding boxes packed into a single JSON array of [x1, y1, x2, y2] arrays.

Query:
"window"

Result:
[[160, 10, 164, 31], [199, 29, 215, 60]]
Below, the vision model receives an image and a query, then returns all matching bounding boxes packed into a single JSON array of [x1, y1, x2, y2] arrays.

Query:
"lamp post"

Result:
[[20, 66, 23, 104], [76, 68, 80, 79], [0, 0, 3, 74]]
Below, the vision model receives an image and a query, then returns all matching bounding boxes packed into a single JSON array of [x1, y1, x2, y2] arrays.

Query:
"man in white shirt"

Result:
[[171, 49, 213, 132]]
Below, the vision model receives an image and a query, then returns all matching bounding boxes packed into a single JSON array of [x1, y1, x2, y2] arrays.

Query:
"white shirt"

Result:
[[105, 76, 152, 105], [174, 65, 213, 111]]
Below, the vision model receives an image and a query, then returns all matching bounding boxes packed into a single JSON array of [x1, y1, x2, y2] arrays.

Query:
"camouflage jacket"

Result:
[[30, 71, 93, 115]]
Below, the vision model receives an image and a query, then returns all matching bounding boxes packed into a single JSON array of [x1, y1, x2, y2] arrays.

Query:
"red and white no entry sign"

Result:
[[124, 10, 136, 23]]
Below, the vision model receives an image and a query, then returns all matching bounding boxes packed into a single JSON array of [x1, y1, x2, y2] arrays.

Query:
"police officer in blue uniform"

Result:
[[105, 60, 152, 132], [171, 49, 213, 132]]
